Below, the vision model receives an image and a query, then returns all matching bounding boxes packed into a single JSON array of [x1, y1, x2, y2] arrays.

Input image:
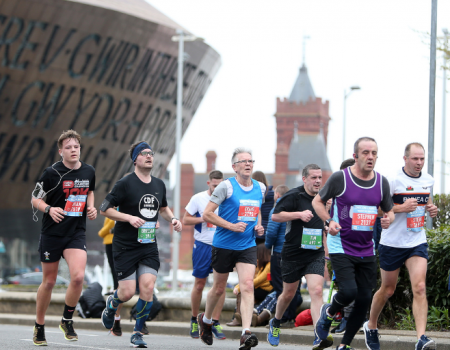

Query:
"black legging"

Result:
[[105, 244, 118, 290], [328, 283, 372, 346]]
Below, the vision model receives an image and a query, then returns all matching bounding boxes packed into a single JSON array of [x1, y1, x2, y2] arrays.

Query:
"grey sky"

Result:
[[147, 0, 450, 193]]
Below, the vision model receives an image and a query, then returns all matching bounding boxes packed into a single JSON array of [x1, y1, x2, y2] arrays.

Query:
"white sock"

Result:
[[202, 315, 213, 325], [115, 315, 121, 321], [242, 328, 250, 335]]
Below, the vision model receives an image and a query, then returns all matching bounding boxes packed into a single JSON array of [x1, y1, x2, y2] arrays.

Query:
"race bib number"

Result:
[[237, 199, 260, 222], [206, 222, 216, 231], [301, 228, 322, 250], [351, 205, 377, 231], [407, 206, 425, 232], [64, 195, 87, 217], [138, 222, 156, 243]]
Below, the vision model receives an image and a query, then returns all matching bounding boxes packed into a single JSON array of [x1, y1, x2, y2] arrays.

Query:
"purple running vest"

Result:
[[328, 167, 382, 257]]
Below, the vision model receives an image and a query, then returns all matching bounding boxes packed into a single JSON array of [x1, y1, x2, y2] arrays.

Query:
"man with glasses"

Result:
[[99, 141, 182, 348], [198, 147, 265, 350]]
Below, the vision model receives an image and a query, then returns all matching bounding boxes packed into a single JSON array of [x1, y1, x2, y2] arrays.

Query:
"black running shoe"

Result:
[[111, 319, 122, 336], [240, 330, 258, 349], [197, 312, 213, 346], [59, 319, 78, 341], [33, 325, 47, 346]]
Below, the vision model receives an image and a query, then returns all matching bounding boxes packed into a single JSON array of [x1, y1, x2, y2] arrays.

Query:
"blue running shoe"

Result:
[[190, 318, 199, 338], [313, 331, 333, 350], [212, 321, 226, 339], [415, 335, 436, 350], [315, 303, 333, 341], [363, 321, 380, 350], [101, 295, 117, 330], [267, 318, 281, 347], [130, 332, 147, 348]]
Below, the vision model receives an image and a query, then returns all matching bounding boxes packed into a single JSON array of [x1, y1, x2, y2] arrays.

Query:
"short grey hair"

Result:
[[232, 147, 252, 164], [302, 164, 321, 177]]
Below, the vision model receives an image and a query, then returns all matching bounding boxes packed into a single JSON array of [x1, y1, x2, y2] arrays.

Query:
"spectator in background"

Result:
[[253, 171, 274, 243], [227, 244, 273, 327]]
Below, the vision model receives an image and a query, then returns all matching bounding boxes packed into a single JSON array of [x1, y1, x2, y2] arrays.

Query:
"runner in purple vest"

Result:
[[312, 137, 394, 350]]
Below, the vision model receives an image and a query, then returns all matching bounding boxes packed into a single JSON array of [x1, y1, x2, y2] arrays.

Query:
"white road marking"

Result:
[[21, 339, 114, 349]]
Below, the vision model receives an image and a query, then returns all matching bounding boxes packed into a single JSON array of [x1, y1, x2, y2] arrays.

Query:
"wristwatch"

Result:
[[44, 205, 51, 214], [325, 218, 333, 226], [171, 217, 179, 222]]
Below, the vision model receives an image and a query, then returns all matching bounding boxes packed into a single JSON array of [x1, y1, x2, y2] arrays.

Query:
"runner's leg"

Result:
[[305, 274, 325, 326], [212, 289, 226, 321], [64, 248, 87, 308], [192, 277, 207, 317], [205, 270, 228, 320], [236, 262, 256, 330], [274, 281, 300, 320], [36, 261, 59, 324]]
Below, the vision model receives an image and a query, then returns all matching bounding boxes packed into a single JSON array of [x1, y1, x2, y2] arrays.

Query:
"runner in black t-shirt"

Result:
[[30, 130, 97, 346], [267, 164, 333, 349], [99, 141, 182, 349]]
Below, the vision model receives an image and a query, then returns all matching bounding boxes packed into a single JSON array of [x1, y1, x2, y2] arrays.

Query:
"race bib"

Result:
[[64, 195, 87, 217], [237, 199, 260, 222], [407, 206, 425, 232], [206, 222, 216, 231], [138, 222, 156, 243], [301, 228, 322, 250], [351, 205, 377, 231]]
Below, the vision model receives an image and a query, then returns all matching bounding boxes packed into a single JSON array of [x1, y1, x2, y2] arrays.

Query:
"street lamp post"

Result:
[[342, 86, 361, 160], [441, 28, 449, 194], [171, 30, 203, 292]]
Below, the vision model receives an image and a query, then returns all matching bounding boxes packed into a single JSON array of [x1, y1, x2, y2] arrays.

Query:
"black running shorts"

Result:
[[113, 244, 160, 281], [38, 230, 86, 263], [281, 254, 325, 283], [329, 253, 377, 289], [211, 246, 257, 273]]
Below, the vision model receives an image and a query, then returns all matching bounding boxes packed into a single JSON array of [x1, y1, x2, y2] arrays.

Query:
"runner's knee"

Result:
[[309, 284, 323, 300], [194, 279, 206, 292], [412, 281, 426, 297], [239, 279, 254, 294]]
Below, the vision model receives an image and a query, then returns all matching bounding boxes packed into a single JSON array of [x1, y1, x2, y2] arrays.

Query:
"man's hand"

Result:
[[325, 199, 333, 213], [328, 221, 341, 236], [156, 221, 160, 229], [298, 210, 314, 222], [172, 219, 182, 232], [49, 207, 65, 223], [255, 225, 264, 236], [402, 198, 418, 213], [87, 206, 97, 220], [426, 203, 438, 218], [380, 213, 391, 229], [230, 222, 247, 232], [233, 286, 239, 295], [128, 215, 145, 228]]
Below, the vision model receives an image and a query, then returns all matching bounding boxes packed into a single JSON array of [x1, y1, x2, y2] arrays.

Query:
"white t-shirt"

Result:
[[380, 168, 434, 248], [185, 190, 218, 245]]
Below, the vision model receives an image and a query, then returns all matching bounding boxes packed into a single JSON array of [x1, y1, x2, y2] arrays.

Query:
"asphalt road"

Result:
[[4, 324, 312, 350]]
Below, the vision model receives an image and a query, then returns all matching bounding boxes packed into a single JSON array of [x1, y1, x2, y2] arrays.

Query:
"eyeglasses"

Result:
[[233, 160, 255, 165], [140, 151, 155, 157]]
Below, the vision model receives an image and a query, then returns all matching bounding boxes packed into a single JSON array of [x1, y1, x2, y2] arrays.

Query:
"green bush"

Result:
[[430, 194, 450, 228], [395, 307, 450, 331]]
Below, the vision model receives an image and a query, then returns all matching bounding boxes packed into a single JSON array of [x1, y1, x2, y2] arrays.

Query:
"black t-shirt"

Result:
[[273, 185, 325, 262], [104, 173, 168, 251], [319, 169, 393, 213], [38, 161, 96, 236]]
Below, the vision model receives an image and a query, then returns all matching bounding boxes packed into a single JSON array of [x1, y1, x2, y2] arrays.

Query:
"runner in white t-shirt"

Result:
[[364, 143, 438, 350], [183, 170, 226, 340]]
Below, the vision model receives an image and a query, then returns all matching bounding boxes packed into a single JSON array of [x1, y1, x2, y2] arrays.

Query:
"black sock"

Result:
[[35, 322, 44, 327], [191, 316, 197, 321], [212, 319, 219, 324], [63, 304, 76, 320], [273, 317, 281, 327]]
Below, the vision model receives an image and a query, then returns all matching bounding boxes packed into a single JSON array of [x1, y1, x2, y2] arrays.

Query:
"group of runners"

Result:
[[31, 130, 438, 350]]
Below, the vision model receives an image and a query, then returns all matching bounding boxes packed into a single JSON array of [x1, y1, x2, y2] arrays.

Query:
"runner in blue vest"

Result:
[[312, 137, 394, 350], [199, 147, 265, 350]]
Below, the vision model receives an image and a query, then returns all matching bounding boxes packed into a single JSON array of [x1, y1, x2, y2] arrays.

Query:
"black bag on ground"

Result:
[[129, 295, 162, 322], [77, 282, 105, 318]]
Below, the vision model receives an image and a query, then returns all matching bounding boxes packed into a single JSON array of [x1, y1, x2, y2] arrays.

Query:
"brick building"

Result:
[[176, 62, 332, 268]]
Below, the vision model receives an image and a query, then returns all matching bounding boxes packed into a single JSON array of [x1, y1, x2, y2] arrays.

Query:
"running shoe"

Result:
[[130, 332, 147, 348], [331, 317, 347, 334], [212, 321, 226, 339], [190, 318, 199, 338], [59, 319, 78, 341], [197, 312, 213, 346], [363, 321, 380, 350], [415, 335, 436, 350], [337, 346, 354, 350], [240, 330, 258, 349], [313, 330, 333, 350], [267, 318, 280, 347], [101, 295, 117, 330], [33, 325, 47, 346], [111, 319, 122, 336], [315, 303, 333, 341]]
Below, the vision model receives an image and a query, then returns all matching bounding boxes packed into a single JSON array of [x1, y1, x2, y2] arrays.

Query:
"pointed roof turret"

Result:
[[288, 64, 315, 104]]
